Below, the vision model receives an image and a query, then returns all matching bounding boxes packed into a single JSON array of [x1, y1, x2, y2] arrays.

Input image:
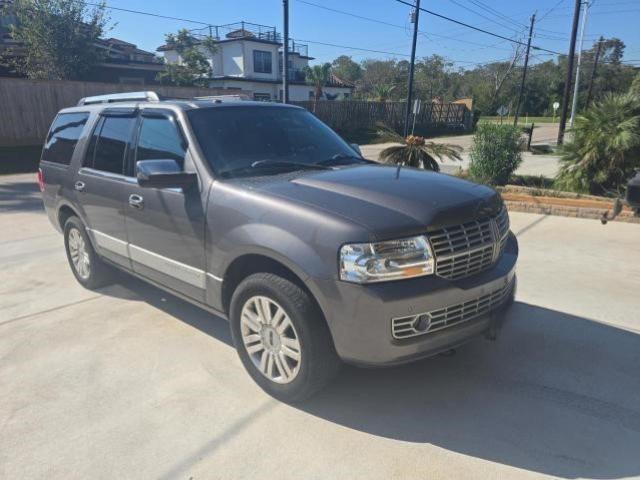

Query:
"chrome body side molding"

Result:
[[87, 228, 221, 289]]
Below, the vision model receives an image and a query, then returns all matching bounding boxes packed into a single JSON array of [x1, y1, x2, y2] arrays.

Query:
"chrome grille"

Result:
[[429, 208, 510, 280], [392, 278, 514, 340]]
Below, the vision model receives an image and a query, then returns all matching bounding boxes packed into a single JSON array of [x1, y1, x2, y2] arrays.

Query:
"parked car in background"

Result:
[[38, 92, 518, 402]]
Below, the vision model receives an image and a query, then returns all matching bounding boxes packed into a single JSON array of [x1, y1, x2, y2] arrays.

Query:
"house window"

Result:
[[253, 50, 272, 74], [253, 93, 271, 102], [308, 91, 314, 99]]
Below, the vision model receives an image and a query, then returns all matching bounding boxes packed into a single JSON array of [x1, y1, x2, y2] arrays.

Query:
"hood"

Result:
[[240, 165, 502, 239]]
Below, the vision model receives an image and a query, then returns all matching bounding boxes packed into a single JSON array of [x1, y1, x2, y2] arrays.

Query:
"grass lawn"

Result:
[[479, 116, 558, 124]]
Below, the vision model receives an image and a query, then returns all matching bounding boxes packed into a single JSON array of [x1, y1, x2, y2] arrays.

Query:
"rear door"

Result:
[[122, 109, 207, 301], [75, 108, 137, 269]]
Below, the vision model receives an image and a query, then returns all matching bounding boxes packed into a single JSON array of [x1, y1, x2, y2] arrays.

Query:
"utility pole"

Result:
[[585, 36, 603, 108], [569, 0, 590, 127], [403, 0, 421, 137], [557, 0, 582, 145], [513, 13, 535, 126], [282, 0, 289, 103]]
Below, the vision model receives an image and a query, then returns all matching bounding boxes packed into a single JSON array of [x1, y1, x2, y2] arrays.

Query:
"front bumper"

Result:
[[315, 232, 518, 366]]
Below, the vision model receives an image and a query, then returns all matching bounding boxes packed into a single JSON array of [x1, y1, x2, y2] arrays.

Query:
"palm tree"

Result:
[[376, 124, 463, 171], [304, 63, 331, 111], [555, 92, 640, 194], [373, 84, 395, 102]]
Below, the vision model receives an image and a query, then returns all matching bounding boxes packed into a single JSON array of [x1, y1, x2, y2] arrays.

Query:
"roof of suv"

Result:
[[59, 99, 301, 115]]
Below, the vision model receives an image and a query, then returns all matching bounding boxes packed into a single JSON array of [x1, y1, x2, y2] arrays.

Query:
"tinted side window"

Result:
[[42, 113, 89, 165], [90, 116, 135, 174], [136, 117, 185, 166]]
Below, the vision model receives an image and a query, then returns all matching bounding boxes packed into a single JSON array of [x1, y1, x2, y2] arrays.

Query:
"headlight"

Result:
[[339, 235, 434, 283]]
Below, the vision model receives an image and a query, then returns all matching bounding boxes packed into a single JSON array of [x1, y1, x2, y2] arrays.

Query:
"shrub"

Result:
[[469, 123, 523, 185], [555, 93, 640, 195]]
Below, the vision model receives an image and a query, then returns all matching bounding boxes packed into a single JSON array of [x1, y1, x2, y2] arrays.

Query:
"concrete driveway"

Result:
[[1, 173, 639, 479]]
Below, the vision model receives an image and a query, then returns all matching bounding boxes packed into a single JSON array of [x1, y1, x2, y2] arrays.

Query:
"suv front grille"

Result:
[[391, 278, 514, 340], [429, 207, 510, 280]]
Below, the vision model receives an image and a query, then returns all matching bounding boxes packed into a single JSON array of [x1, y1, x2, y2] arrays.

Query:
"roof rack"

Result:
[[77, 91, 161, 106], [193, 94, 251, 102]]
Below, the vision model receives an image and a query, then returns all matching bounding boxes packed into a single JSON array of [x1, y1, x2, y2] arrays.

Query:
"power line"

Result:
[[466, 0, 530, 29], [86, 2, 209, 25], [296, 0, 516, 53], [294, 0, 410, 31], [294, 39, 411, 57], [446, 0, 525, 34], [537, 0, 566, 23], [393, 0, 562, 55], [89, 1, 555, 70]]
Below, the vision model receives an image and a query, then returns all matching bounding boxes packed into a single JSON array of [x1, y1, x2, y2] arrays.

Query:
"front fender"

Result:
[[206, 222, 336, 313]]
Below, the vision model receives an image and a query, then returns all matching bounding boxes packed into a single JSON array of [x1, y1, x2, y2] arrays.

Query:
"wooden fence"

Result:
[[290, 100, 472, 134], [0, 78, 248, 147]]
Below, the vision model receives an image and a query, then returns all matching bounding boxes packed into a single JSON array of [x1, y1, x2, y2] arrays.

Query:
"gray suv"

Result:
[[39, 92, 518, 402]]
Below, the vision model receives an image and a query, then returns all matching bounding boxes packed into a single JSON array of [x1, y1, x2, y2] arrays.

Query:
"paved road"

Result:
[[361, 123, 562, 177], [1, 174, 639, 479]]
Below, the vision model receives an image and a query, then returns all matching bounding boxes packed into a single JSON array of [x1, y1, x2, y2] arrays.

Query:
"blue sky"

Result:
[[103, 0, 640, 68]]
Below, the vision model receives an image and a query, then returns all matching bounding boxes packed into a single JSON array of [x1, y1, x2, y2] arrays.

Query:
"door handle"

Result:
[[129, 194, 144, 209], [74, 181, 85, 192]]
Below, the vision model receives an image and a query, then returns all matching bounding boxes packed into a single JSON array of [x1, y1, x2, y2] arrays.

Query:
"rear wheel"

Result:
[[63, 216, 113, 289], [230, 273, 341, 403]]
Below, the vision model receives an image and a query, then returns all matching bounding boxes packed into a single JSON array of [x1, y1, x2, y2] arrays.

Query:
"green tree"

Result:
[[157, 29, 217, 87], [372, 84, 395, 102], [304, 63, 331, 109], [376, 125, 462, 171], [414, 55, 454, 101], [1, 0, 109, 80], [330, 55, 362, 83], [555, 93, 640, 194]]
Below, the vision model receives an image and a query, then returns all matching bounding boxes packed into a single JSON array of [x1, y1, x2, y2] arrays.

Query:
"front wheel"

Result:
[[229, 273, 341, 403]]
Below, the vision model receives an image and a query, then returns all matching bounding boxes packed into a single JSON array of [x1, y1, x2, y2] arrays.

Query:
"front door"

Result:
[[123, 109, 207, 301], [75, 109, 137, 269]]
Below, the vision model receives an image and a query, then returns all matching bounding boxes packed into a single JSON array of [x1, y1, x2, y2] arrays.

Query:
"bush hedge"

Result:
[[469, 123, 523, 185]]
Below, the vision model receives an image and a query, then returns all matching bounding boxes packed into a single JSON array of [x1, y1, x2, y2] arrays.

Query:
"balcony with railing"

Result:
[[187, 22, 310, 57]]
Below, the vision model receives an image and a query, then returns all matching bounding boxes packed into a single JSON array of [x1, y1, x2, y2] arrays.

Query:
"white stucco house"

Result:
[[157, 22, 354, 102]]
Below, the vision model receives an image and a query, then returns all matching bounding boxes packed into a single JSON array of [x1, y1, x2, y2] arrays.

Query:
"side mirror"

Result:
[[136, 159, 197, 189], [350, 143, 362, 157]]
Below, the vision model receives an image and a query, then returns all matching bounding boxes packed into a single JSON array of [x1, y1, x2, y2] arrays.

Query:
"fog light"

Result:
[[414, 314, 431, 332]]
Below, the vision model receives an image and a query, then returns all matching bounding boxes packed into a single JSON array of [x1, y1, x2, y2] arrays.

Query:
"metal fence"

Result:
[[290, 100, 472, 134]]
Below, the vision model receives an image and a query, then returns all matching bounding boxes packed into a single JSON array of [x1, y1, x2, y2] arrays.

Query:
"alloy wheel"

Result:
[[68, 228, 91, 280], [240, 296, 302, 384]]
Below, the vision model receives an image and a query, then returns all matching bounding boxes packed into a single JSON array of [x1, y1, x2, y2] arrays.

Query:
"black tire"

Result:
[[229, 273, 341, 403], [63, 216, 113, 290]]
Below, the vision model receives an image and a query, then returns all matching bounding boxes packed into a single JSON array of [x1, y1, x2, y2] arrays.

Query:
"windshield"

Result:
[[187, 106, 361, 178]]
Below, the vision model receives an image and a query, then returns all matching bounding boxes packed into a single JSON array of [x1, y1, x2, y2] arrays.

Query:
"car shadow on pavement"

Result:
[[100, 273, 233, 347], [99, 275, 640, 479], [299, 302, 640, 479], [0, 180, 43, 213]]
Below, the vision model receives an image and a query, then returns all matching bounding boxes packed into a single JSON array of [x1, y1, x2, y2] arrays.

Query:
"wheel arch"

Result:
[[57, 204, 80, 230], [220, 253, 333, 340]]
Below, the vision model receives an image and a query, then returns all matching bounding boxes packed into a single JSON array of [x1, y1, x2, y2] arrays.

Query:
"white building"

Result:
[[157, 22, 354, 102]]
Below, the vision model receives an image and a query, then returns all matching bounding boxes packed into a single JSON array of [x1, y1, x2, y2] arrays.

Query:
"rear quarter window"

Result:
[[42, 112, 90, 165]]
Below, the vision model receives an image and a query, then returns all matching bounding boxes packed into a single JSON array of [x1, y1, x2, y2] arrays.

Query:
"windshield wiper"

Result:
[[316, 153, 368, 167], [250, 159, 333, 171]]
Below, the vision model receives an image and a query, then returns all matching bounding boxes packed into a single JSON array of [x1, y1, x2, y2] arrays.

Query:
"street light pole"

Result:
[[569, 1, 590, 127], [557, 0, 582, 145], [403, 0, 421, 138], [513, 13, 535, 126], [282, 0, 289, 103]]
